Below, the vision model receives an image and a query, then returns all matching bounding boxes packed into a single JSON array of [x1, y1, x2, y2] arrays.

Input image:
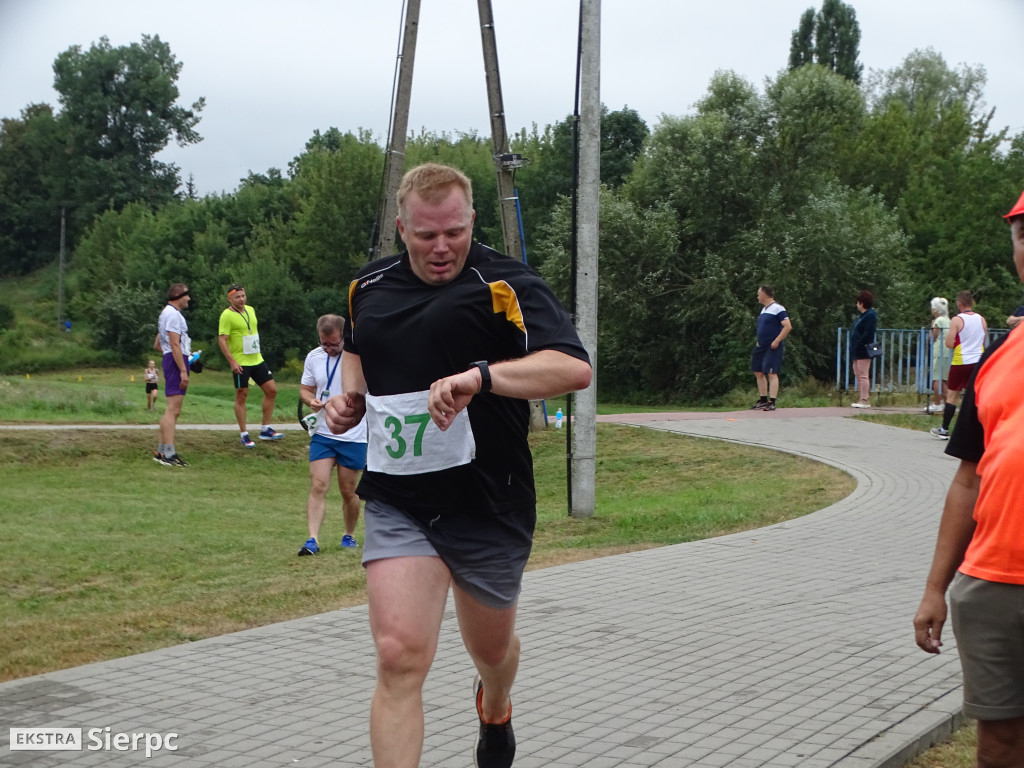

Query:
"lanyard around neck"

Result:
[[325, 352, 341, 393], [233, 306, 251, 331]]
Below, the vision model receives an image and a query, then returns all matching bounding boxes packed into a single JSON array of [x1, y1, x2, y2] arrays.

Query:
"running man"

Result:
[[324, 163, 592, 768]]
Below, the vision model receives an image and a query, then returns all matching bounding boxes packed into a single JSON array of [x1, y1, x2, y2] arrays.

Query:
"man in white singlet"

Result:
[[931, 290, 987, 440]]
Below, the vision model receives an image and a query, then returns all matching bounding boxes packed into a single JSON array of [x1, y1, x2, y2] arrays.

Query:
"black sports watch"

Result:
[[470, 360, 491, 393]]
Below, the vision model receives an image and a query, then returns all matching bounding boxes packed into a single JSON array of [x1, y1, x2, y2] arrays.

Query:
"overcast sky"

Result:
[[1, 0, 1021, 196]]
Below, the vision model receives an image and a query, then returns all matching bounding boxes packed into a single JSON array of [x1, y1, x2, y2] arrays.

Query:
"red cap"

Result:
[[1005, 190, 1024, 219]]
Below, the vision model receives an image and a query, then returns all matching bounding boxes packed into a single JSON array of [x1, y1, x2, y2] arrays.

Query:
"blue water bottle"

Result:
[[555, 408, 563, 429]]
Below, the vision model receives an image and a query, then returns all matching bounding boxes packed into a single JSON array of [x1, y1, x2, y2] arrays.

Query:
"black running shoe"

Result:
[[750, 401, 767, 410], [153, 452, 174, 466], [473, 675, 515, 768], [165, 454, 188, 467], [763, 403, 776, 411]]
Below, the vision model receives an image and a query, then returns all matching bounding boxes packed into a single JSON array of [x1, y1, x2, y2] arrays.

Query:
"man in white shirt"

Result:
[[297, 314, 366, 555], [153, 283, 192, 467]]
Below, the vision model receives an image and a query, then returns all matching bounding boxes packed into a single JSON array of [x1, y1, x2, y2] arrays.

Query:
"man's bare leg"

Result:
[[977, 716, 1024, 768], [336, 465, 361, 538], [454, 588, 519, 723], [367, 556, 451, 768], [305, 458, 333, 540], [754, 371, 768, 398]]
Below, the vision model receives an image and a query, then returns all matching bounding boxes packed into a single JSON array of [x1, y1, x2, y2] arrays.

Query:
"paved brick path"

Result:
[[0, 412, 965, 767]]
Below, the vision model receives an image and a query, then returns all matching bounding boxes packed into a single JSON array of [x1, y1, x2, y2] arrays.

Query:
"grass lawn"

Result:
[[0, 409, 852, 681]]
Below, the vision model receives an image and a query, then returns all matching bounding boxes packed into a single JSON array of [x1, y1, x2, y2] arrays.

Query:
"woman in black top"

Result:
[[850, 290, 878, 408]]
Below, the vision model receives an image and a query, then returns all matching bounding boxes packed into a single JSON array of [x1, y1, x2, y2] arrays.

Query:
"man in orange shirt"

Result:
[[913, 190, 1024, 768]]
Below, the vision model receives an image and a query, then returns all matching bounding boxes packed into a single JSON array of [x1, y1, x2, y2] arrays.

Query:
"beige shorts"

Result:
[[950, 572, 1024, 720]]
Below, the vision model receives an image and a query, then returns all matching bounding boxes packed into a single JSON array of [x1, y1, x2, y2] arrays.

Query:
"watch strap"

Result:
[[471, 360, 491, 393]]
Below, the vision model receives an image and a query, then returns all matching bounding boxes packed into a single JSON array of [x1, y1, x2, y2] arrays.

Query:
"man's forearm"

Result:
[[217, 336, 234, 364], [923, 460, 980, 595], [341, 351, 367, 396], [489, 350, 592, 400]]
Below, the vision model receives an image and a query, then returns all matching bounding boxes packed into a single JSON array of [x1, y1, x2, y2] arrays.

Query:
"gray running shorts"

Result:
[[361, 498, 531, 610], [950, 571, 1024, 720]]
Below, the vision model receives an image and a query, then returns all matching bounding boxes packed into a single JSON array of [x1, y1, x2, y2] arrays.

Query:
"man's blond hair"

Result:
[[397, 163, 473, 221]]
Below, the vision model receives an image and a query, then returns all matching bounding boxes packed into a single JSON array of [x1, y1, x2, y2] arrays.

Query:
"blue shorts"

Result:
[[751, 343, 783, 375], [308, 433, 367, 470]]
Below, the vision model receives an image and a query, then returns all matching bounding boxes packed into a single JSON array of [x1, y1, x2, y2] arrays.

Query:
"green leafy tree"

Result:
[[91, 282, 162, 358], [52, 34, 204, 242], [288, 128, 384, 283], [788, 9, 816, 70], [788, 0, 862, 83], [850, 49, 1018, 314], [763, 64, 866, 203], [0, 104, 67, 274], [545, 70, 912, 399], [514, 105, 649, 263]]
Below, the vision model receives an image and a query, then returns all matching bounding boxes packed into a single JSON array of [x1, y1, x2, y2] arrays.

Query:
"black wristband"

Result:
[[470, 360, 491, 393]]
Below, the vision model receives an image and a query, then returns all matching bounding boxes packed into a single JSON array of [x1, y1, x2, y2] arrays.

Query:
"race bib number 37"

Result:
[[365, 390, 476, 475]]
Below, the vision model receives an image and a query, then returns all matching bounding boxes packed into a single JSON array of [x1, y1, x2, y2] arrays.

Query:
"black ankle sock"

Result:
[[942, 403, 956, 430]]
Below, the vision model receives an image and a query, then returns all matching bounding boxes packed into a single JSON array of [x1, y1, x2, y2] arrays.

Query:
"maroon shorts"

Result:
[[948, 363, 978, 392], [162, 353, 188, 397]]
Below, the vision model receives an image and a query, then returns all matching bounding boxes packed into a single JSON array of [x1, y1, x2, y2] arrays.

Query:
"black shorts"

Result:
[[233, 361, 274, 389], [145, 383, 158, 393]]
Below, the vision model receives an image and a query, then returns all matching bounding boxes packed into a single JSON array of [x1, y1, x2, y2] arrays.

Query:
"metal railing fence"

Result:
[[835, 326, 1010, 399]]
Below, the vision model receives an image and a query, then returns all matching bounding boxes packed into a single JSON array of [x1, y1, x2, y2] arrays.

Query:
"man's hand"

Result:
[[179, 371, 189, 390], [770, 340, 779, 350], [427, 368, 482, 431], [324, 391, 366, 434], [912, 589, 948, 654]]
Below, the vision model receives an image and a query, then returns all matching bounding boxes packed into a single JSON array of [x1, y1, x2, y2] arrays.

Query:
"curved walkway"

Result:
[[0, 411, 963, 767]]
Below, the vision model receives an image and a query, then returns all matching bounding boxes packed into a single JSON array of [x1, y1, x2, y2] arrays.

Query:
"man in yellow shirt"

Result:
[[217, 284, 284, 447]]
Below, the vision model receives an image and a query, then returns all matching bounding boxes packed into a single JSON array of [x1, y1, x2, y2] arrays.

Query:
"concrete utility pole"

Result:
[[570, 0, 600, 519], [375, 0, 420, 259]]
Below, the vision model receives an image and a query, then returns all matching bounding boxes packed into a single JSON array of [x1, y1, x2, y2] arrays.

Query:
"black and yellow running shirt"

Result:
[[344, 242, 589, 517]]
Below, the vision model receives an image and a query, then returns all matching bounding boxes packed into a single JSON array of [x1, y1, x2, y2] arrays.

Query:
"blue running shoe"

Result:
[[240, 433, 255, 449], [259, 427, 284, 441], [298, 537, 319, 556], [341, 534, 358, 549]]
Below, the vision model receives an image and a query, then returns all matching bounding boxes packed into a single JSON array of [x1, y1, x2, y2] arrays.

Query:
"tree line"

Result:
[[1, 6, 1022, 400]]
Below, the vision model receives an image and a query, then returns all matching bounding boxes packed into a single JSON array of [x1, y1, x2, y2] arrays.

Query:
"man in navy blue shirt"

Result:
[[750, 285, 793, 411]]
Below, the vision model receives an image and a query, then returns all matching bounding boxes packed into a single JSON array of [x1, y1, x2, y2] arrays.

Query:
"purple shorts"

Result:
[[162, 353, 188, 397]]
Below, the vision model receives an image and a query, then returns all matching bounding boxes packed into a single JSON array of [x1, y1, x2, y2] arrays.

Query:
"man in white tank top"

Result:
[[931, 290, 988, 439]]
